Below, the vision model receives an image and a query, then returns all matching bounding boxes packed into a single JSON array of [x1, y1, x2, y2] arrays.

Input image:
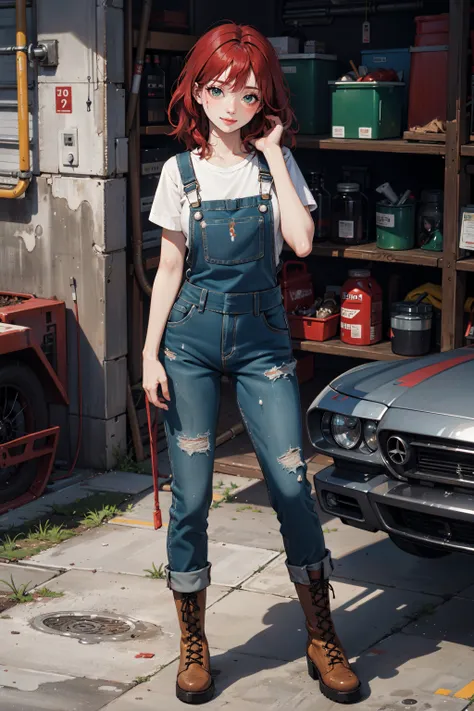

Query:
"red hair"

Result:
[[168, 22, 297, 158]]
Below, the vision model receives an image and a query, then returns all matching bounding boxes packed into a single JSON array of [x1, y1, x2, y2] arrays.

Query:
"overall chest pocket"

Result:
[[201, 214, 265, 265]]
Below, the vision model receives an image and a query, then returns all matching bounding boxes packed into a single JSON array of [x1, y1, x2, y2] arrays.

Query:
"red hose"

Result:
[[54, 279, 82, 481], [145, 397, 162, 530]]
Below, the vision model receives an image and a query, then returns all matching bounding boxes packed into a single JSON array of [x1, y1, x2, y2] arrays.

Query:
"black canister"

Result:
[[391, 300, 433, 356], [331, 183, 369, 245]]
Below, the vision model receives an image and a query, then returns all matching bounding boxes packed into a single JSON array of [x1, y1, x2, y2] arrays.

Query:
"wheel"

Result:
[[0, 361, 48, 504], [390, 534, 451, 559]]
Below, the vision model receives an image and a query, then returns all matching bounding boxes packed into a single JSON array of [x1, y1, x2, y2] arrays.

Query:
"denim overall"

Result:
[[161, 150, 331, 593]]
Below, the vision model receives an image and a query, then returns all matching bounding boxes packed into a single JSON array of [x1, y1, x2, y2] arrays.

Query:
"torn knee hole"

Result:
[[177, 432, 210, 456], [278, 447, 305, 475], [264, 360, 297, 381], [164, 347, 177, 361]]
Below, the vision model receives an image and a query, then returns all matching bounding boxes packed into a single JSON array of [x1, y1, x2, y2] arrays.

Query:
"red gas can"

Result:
[[340, 269, 382, 346], [280, 261, 314, 313]]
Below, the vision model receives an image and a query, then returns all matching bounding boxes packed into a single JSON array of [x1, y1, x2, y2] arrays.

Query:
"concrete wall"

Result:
[[0, 0, 128, 469]]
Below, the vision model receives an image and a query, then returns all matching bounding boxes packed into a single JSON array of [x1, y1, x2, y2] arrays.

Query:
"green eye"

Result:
[[243, 94, 258, 104], [207, 86, 223, 98]]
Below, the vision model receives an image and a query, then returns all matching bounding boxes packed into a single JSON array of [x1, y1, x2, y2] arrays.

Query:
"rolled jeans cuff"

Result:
[[165, 563, 212, 593], [286, 550, 333, 585]]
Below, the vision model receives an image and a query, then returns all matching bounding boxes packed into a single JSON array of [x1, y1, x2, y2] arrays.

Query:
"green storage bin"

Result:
[[330, 82, 404, 140], [376, 202, 415, 250], [280, 53, 338, 135]]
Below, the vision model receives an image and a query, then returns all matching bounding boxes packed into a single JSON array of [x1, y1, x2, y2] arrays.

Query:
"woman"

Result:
[[143, 21, 361, 706]]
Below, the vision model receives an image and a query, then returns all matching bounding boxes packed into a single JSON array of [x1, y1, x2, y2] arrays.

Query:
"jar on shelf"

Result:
[[331, 183, 369, 245], [417, 189, 444, 251], [308, 171, 331, 243]]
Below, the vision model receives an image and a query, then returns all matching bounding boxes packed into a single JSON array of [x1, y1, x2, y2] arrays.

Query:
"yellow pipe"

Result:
[[0, 0, 30, 199]]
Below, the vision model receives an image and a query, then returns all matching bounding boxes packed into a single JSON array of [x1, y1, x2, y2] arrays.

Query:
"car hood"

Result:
[[330, 348, 474, 419]]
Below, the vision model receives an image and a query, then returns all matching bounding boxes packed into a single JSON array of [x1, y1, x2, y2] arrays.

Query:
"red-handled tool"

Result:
[[145, 397, 163, 530]]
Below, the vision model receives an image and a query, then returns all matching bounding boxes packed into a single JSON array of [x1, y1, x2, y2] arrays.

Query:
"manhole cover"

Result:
[[31, 612, 158, 644]]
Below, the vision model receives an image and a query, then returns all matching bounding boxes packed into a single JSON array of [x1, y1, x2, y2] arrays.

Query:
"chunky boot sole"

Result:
[[176, 680, 215, 705], [306, 655, 362, 705]]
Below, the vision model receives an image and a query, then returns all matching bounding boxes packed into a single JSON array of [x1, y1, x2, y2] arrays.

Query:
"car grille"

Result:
[[381, 432, 474, 488], [417, 450, 474, 483], [378, 504, 474, 550]]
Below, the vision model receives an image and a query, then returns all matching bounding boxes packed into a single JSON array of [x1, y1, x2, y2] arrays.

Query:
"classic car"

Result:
[[307, 347, 474, 558]]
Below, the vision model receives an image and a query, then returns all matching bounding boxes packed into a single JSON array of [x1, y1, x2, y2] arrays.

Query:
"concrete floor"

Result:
[[1, 470, 474, 710]]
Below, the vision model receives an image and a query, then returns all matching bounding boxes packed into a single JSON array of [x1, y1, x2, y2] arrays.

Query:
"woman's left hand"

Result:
[[250, 115, 284, 152]]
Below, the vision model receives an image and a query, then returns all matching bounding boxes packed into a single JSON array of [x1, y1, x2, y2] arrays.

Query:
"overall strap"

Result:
[[176, 151, 201, 208], [257, 151, 273, 200]]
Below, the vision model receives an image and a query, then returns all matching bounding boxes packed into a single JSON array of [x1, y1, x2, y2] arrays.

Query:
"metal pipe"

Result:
[[125, 0, 152, 135], [127, 0, 153, 296], [284, 0, 422, 18], [0, 0, 31, 199], [0, 45, 27, 54], [0, 0, 31, 6]]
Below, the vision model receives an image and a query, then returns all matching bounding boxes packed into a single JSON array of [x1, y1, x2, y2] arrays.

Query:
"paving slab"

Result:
[[403, 596, 474, 647], [103, 649, 335, 711], [0, 484, 93, 531], [204, 586, 442, 663], [0, 666, 129, 711], [355, 632, 474, 703], [0, 570, 229, 683], [23, 524, 279, 588], [331, 536, 474, 597], [0, 563, 60, 593], [82, 471, 153, 495]]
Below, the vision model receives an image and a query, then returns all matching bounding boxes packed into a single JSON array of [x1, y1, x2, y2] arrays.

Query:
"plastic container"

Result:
[[280, 261, 314, 312], [414, 14, 449, 46], [308, 172, 331, 242], [330, 81, 404, 140], [279, 54, 338, 134], [361, 48, 410, 126], [331, 183, 369, 246], [408, 46, 448, 127], [340, 269, 382, 346], [391, 301, 433, 356], [376, 202, 415, 251], [417, 189, 444, 251], [288, 313, 340, 341]]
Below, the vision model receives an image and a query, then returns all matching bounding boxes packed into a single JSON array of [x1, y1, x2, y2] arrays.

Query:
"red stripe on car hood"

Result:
[[396, 353, 474, 388]]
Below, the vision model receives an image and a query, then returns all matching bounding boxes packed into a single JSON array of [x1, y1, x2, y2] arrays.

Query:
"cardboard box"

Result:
[[460, 206, 474, 250], [268, 36, 299, 55]]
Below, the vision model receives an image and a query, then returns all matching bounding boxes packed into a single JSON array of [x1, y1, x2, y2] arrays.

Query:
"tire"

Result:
[[0, 361, 48, 504], [390, 534, 451, 559]]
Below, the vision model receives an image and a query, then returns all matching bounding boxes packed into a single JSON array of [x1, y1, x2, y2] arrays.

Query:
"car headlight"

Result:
[[330, 414, 361, 450], [363, 420, 378, 452]]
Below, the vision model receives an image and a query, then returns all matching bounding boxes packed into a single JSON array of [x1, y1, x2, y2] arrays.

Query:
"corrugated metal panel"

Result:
[[0, 6, 35, 186]]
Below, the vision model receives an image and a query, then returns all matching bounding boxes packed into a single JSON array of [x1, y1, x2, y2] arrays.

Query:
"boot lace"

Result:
[[181, 593, 204, 669], [309, 578, 345, 668]]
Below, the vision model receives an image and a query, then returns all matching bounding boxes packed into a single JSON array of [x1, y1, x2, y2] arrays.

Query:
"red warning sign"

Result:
[[55, 86, 72, 114]]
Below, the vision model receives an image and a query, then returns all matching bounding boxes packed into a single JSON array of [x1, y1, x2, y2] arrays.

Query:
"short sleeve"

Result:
[[148, 156, 183, 231], [283, 147, 317, 212]]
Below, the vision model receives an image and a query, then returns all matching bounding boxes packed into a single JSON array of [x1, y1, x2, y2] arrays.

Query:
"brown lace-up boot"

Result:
[[294, 570, 362, 704], [173, 589, 215, 705]]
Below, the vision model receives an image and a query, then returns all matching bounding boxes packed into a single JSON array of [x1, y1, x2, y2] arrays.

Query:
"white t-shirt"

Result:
[[148, 147, 317, 263]]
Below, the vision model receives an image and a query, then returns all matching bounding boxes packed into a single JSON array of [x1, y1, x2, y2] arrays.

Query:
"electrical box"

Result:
[[59, 128, 78, 167]]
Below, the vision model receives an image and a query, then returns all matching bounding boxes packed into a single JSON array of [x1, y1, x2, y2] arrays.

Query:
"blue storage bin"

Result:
[[361, 48, 410, 127]]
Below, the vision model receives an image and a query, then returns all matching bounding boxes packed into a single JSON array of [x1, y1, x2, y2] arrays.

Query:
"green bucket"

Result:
[[376, 202, 415, 250]]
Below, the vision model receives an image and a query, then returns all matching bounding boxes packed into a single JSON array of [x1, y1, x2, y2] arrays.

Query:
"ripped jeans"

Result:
[[160, 281, 328, 593]]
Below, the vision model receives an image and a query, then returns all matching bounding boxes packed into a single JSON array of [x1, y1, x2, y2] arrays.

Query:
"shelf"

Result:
[[457, 258, 474, 272], [293, 338, 407, 361], [134, 30, 197, 52], [461, 144, 474, 157], [296, 135, 446, 156], [140, 125, 172, 135], [307, 242, 441, 267]]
